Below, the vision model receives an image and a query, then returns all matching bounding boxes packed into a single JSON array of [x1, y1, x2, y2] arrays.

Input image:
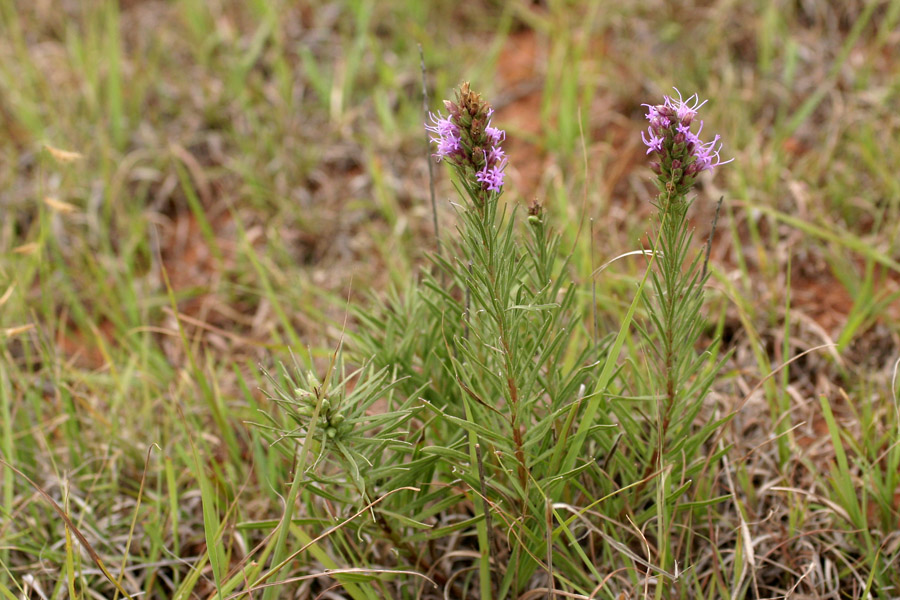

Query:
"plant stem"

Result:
[[634, 192, 686, 500]]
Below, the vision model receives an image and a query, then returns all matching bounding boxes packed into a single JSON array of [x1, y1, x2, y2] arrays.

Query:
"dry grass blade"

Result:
[[44, 144, 84, 163], [591, 250, 658, 278], [42, 196, 78, 214], [517, 589, 593, 600], [0, 284, 14, 307], [1, 324, 34, 339], [11, 243, 39, 255], [232, 568, 437, 597]]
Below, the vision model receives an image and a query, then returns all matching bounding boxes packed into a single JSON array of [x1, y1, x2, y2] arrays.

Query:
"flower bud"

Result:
[[306, 371, 320, 388], [657, 105, 675, 118], [444, 99, 458, 118], [472, 146, 485, 166], [471, 118, 483, 138]]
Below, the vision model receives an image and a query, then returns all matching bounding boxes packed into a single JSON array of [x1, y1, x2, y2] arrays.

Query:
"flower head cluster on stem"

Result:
[[642, 89, 732, 200], [426, 82, 507, 205]]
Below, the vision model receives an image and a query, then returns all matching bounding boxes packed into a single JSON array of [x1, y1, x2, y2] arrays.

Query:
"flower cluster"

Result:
[[292, 381, 349, 441], [426, 82, 507, 199], [642, 89, 731, 196]]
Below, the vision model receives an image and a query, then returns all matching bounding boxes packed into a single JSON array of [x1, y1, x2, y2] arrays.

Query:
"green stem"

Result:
[[260, 382, 328, 600]]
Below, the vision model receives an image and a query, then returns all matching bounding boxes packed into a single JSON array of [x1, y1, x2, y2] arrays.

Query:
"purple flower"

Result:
[[481, 121, 507, 192], [434, 132, 461, 161], [426, 111, 458, 137], [642, 89, 731, 182], [666, 89, 707, 125], [693, 134, 732, 172], [476, 159, 507, 193], [643, 105, 670, 132], [641, 129, 664, 154], [426, 111, 461, 161], [485, 123, 505, 145], [487, 144, 506, 165], [642, 104, 663, 121]]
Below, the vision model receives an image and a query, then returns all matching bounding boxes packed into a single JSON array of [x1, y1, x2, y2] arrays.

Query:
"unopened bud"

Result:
[[444, 99, 458, 118], [472, 146, 485, 166], [471, 118, 483, 137], [306, 371, 320, 388]]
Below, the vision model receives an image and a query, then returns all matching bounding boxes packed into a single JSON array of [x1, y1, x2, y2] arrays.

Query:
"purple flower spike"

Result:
[[426, 83, 509, 200], [642, 88, 731, 190]]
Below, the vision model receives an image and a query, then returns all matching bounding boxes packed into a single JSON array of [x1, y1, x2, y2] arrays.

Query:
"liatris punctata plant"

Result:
[[634, 89, 733, 579], [262, 82, 736, 598], [416, 83, 601, 596]]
